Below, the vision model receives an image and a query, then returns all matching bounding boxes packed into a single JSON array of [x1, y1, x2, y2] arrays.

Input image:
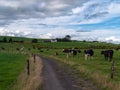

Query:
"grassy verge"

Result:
[[13, 55, 43, 90], [0, 52, 27, 90]]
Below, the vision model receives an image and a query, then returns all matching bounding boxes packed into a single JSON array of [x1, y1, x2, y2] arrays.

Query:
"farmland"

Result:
[[0, 36, 120, 90]]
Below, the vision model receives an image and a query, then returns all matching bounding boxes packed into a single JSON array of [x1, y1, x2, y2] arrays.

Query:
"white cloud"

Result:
[[108, 3, 120, 15], [72, 7, 85, 14], [105, 36, 120, 42]]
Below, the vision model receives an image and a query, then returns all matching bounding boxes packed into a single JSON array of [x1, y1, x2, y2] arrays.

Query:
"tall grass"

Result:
[[13, 55, 43, 90]]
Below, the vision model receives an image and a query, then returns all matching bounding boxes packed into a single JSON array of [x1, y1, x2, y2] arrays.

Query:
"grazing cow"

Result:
[[116, 48, 120, 51], [20, 47, 24, 51], [84, 49, 94, 60], [101, 50, 114, 61], [28, 48, 31, 51], [16, 48, 20, 51], [62, 48, 78, 57], [1, 47, 5, 50], [71, 49, 77, 57], [62, 49, 71, 53], [55, 52, 58, 55]]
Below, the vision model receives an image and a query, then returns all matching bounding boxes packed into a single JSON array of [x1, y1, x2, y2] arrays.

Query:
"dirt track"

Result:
[[40, 56, 99, 90], [41, 56, 81, 90]]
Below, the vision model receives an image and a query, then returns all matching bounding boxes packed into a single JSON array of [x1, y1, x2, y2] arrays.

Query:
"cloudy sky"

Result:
[[0, 0, 120, 43]]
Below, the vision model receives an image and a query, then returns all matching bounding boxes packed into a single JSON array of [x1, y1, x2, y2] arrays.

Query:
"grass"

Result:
[[0, 52, 27, 90], [38, 41, 119, 49]]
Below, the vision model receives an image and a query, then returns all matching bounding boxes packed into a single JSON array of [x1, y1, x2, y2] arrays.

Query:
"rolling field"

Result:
[[0, 36, 120, 90], [0, 52, 27, 90]]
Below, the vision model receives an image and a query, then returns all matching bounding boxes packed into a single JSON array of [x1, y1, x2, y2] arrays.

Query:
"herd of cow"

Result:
[[62, 48, 114, 61]]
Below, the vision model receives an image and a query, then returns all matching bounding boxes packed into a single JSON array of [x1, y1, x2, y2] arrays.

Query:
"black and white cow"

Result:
[[101, 50, 114, 61], [71, 49, 77, 56], [62, 49, 71, 53], [62, 48, 80, 57], [84, 49, 94, 60]]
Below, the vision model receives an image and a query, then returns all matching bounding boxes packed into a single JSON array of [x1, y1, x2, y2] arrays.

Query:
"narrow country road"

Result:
[[41, 56, 65, 90], [40, 56, 81, 90]]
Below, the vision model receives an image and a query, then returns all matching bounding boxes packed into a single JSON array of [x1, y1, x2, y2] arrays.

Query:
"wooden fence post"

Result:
[[66, 53, 69, 64], [27, 59, 30, 75], [33, 54, 36, 63], [111, 60, 114, 79]]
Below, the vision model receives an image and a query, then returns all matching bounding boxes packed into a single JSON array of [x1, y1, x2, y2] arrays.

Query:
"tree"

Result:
[[9, 38, 13, 43], [32, 39, 38, 43], [3, 37, 7, 43], [63, 35, 71, 41], [65, 35, 71, 40]]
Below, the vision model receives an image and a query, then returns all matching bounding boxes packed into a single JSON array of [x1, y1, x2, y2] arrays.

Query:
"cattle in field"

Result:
[[71, 49, 77, 56], [55, 52, 58, 55], [84, 49, 94, 60], [62, 49, 71, 53], [101, 50, 114, 61], [116, 48, 120, 51], [1, 47, 5, 50], [16, 48, 20, 51], [62, 48, 80, 57]]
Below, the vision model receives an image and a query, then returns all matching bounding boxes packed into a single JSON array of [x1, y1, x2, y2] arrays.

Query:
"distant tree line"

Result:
[[0, 37, 39, 43], [0, 37, 24, 43], [31, 39, 38, 43]]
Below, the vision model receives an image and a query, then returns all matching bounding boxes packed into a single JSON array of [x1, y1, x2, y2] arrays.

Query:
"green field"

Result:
[[0, 36, 120, 90], [38, 41, 119, 49], [0, 36, 38, 90], [0, 52, 27, 90]]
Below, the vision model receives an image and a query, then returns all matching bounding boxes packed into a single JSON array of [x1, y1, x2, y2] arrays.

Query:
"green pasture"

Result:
[[38, 41, 119, 49], [0, 43, 39, 54], [0, 52, 27, 90]]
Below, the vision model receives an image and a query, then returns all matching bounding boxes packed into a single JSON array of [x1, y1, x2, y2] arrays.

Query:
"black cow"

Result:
[[1, 47, 5, 50], [101, 50, 114, 61], [16, 48, 20, 51], [71, 49, 77, 56], [84, 49, 94, 60], [55, 52, 59, 55]]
